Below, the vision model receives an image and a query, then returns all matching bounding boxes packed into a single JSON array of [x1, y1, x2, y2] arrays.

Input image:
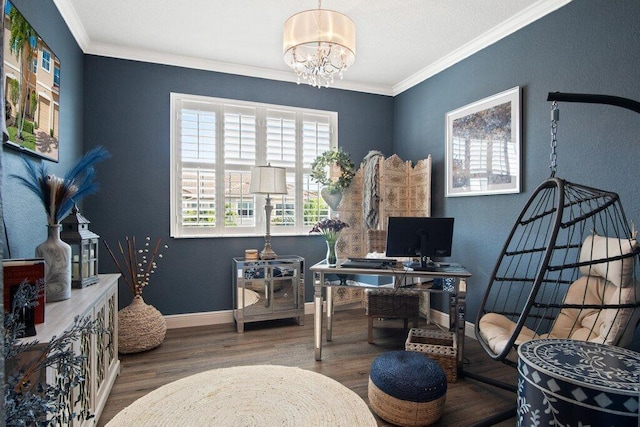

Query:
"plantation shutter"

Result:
[[170, 93, 337, 238], [301, 114, 331, 226], [267, 110, 296, 228], [223, 106, 257, 229], [176, 101, 217, 233]]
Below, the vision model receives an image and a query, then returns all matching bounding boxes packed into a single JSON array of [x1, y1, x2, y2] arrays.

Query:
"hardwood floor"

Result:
[[98, 309, 518, 426]]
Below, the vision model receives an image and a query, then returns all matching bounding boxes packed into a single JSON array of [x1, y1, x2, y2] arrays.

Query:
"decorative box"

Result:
[[405, 328, 457, 382], [432, 277, 456, 291], [518, 339, 640, 427]]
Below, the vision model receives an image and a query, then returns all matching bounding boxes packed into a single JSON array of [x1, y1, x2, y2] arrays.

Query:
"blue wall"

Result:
[[394, 0, 640, 320], [2, 0, 84, 258], [4, 0, 640, 330], [82, 56, 394, 312]]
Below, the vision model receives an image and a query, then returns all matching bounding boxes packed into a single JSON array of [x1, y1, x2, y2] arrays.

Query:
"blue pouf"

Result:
[[369, 351, 447, 427]]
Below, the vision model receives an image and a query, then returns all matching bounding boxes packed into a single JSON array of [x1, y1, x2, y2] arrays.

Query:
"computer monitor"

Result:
[[385, 217, 454, 269]]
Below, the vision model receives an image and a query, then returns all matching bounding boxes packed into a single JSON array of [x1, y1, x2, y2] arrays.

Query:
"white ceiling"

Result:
[[53, 0, 572, 96]]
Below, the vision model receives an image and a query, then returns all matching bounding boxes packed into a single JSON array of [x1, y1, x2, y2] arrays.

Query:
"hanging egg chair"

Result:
[[475, 93, 640, 367]]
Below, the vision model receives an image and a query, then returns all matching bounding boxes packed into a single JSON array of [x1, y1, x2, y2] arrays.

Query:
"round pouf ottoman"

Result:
[[369, 350, 447, 427]]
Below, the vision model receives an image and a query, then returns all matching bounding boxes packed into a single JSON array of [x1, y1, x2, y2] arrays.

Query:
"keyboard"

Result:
[[405, 262, 464, 272], [347, 257, 396, 264], [340, 260, 386, 269]]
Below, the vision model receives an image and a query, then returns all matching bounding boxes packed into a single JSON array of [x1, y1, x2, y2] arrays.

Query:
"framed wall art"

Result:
[[445, 86, 521, 197], [3, 1, 60, 162]]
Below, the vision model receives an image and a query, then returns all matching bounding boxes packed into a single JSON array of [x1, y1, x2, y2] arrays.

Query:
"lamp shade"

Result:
[[250, 165, 288, 195], [283, 6, 356, 87], [283, 9, 356, 63]]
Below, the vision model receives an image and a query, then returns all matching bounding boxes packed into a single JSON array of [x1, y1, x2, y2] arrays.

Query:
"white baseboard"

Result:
[[164, 302, 476, 339], [164, 309, 234, 329]]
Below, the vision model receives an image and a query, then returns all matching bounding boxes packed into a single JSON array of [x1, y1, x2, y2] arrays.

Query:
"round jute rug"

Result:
[[106, 365, 376, 426]]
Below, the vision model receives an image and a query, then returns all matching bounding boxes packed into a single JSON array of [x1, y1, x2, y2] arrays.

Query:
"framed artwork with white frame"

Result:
[[445, 86, 521, 197]]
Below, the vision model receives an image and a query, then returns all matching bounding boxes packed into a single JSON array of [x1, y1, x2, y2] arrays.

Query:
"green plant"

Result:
[[29, 90, 37, 119], [4, 281, 103, 425], [20, 119, 34, 135], [9, 79, 19, 107], [310, 148, 355, 193]]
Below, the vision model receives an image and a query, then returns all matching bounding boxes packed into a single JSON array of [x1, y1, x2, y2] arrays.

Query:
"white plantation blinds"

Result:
[[177, 102, 216, 228], [302, 115, 331, 226], [224, 106, 256, 165], [170, 93, 337, 238]]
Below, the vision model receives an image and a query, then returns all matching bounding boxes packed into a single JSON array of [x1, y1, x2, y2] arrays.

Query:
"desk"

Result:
[[310, 260, 471, 373]]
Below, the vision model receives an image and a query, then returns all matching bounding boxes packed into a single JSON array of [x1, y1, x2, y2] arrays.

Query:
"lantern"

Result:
[[61, 206, 99, 288]]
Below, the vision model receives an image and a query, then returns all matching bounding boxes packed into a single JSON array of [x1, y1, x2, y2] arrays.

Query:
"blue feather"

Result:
[[64, 146, 111, 183], [12, 147, 111, 224]]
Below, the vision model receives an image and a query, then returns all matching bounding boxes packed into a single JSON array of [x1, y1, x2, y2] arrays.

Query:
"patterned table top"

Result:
[[518, 339, 640, 394]]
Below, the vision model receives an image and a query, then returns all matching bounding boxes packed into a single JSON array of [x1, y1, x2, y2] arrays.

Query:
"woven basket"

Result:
[[118, 295, 166, 354], [366, 290, 420, 318], [368, 379, 445, 427], [406, 328, 458, 382]]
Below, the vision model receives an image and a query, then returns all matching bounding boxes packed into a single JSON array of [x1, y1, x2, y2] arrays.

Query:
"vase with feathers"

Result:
[[12, 146, 111, 301]]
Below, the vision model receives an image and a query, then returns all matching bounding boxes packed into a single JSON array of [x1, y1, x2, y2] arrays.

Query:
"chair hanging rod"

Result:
[[547, 92, 640, 115]]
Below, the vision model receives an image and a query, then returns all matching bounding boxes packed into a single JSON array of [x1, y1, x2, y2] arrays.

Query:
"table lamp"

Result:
[[250, 164, 287, 259]]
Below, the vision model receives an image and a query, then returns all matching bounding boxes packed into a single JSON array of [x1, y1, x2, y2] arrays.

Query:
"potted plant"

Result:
[[310, 217, 349, 266], [310, 148, 355, 210]]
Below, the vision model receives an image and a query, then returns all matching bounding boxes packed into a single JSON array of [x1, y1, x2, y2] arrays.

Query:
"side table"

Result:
[[517, 339, 640, 427], [232, 256, 305, 332]]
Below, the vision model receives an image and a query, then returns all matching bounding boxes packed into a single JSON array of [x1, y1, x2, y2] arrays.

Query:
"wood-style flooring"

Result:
[[98, 309, 518, 426]]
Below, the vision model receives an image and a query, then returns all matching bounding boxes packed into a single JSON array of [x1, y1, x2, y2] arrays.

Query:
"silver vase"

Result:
[[321, 187, 343, 211], [35, 224, 72, 302], [326, 239, 338, 267]]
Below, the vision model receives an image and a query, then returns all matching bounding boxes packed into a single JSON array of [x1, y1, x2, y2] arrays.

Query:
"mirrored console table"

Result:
[[233, 256, 305, 333]]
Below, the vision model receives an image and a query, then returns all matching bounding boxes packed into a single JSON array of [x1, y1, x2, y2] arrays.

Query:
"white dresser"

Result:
[[20, 273, 121, 425]]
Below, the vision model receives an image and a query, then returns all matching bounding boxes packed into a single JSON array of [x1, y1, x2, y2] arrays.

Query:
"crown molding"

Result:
[[392, 0, 573, 96], [52, 0, 90, 51], [54, 0, 570, 97], [85, 41, 394, 96]]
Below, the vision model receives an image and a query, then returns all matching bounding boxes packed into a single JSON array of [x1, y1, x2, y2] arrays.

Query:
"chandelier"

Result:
[[283, 0, 356, 88]]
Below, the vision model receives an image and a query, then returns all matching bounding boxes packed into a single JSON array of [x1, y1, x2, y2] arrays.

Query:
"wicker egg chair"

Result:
[[467, 92, 640, 427]]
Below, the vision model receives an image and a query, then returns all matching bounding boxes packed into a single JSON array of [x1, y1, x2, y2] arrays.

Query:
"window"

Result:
[[41, 49, 51, 72], [54, 66, 60, 88], [236, 201, 254, 217], [170, 93, 335, 238]]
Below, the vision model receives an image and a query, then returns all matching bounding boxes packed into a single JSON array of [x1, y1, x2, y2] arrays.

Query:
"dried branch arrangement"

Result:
[[103, 236, 168, 297]]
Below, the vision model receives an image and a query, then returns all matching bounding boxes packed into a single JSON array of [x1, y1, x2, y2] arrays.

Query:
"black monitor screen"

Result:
[[385, 217, 454, 264]]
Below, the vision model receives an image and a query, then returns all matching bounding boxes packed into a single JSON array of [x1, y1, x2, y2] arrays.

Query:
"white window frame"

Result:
[[170, 93, 337, 238], [41, 48, 51, 73]]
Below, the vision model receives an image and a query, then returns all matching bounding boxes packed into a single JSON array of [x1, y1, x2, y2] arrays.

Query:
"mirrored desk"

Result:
[[310, 260, 471, 373]]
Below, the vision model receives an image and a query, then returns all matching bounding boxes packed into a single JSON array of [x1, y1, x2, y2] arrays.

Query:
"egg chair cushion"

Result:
[[579, 234, 638, 288]]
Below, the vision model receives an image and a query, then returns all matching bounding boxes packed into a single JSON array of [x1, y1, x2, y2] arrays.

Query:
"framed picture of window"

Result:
[[445, 87, 521, 197]]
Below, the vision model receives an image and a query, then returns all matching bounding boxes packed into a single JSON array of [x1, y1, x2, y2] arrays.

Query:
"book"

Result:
[[3, 258, 46, 326]]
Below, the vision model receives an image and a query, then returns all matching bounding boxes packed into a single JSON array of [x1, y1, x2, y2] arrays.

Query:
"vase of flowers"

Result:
[[310, 218, 349, 267], [311, 148, 355, 211], [13, 146, 110, 302], [103, 236, 168, 353]]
